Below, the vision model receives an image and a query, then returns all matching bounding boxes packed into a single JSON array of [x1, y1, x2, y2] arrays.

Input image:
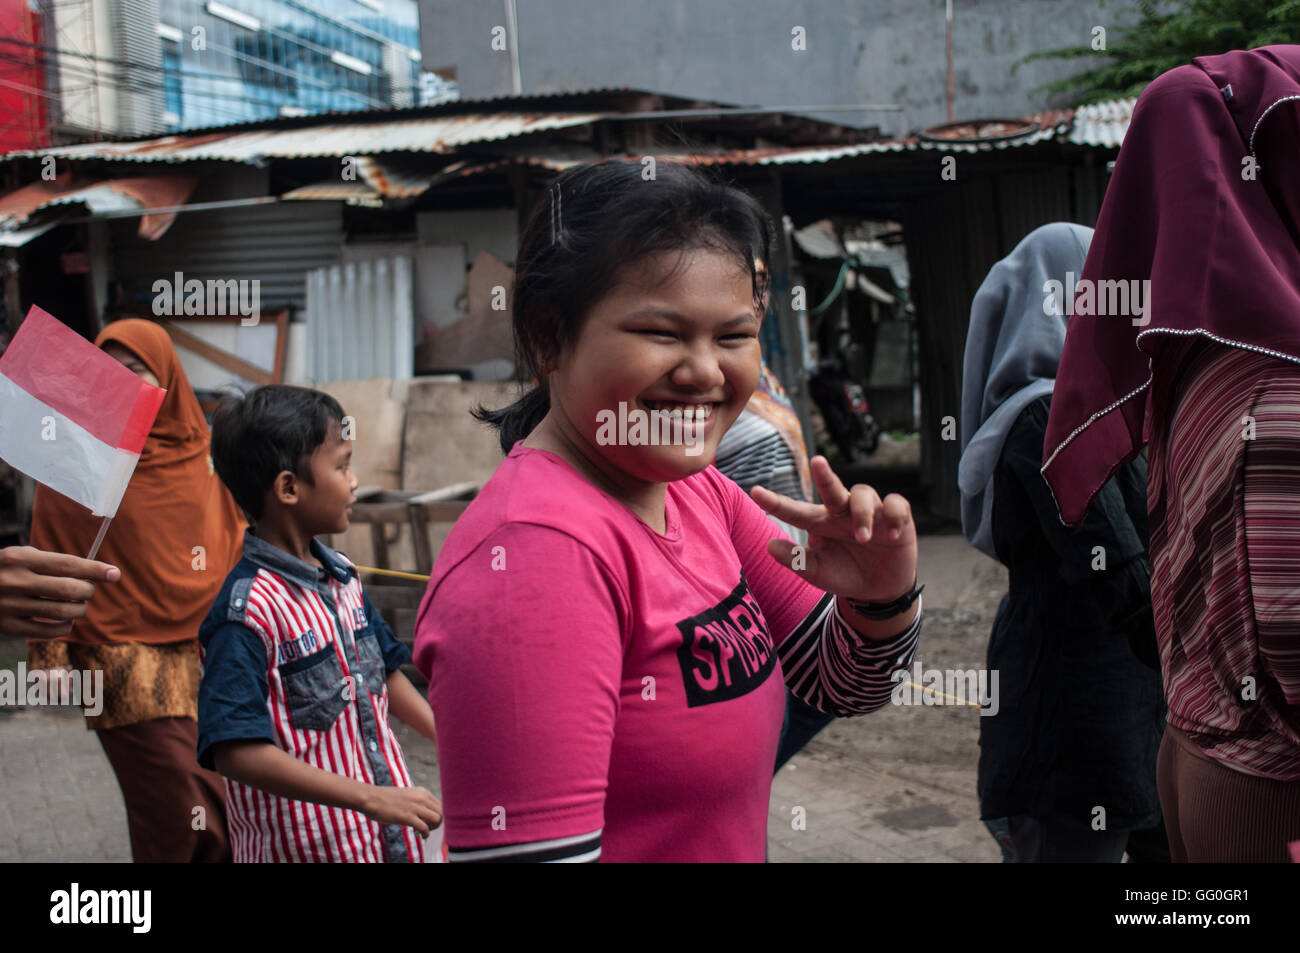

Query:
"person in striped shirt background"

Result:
[[714, 361, 837, 772], [197, 385, 443, 862]]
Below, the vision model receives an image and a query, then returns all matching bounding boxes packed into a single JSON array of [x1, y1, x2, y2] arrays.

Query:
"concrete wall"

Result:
[[414, 208, 518, 346], [419, 0, 1139, 135], [417, 208, 517, 265]]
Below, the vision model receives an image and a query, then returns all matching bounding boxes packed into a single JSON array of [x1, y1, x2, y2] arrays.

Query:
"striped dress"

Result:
[[1147, 338, 1300, 781]]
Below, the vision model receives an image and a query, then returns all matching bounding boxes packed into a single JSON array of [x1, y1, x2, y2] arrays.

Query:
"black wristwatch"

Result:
[[844, 579, 924, 621]]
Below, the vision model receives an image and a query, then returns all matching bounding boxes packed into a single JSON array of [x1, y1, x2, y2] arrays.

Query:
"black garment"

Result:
[[1005, 813, 1170, 863], [1007, 813, 1128, 863], [977, 395, 1165, 833]]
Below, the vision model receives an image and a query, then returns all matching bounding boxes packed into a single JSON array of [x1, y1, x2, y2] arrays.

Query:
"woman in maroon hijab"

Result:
[[1042, 46, 1300, 862]]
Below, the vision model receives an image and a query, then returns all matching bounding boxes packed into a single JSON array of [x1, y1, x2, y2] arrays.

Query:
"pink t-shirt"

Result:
[[413, 443, 827, 862]]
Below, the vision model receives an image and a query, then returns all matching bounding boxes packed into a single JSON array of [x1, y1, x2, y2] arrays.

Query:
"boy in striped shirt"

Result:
[[198, 385, 441, 862]]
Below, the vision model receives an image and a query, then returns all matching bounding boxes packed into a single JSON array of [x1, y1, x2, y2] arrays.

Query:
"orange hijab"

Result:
[[29, 320, 245, 645]]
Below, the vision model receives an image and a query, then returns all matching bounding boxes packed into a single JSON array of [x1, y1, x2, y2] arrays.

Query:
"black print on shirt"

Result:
[[675, 572, 776, 707]]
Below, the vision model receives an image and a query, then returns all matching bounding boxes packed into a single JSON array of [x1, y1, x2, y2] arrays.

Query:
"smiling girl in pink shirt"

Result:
[[414, 160, 924, 862]]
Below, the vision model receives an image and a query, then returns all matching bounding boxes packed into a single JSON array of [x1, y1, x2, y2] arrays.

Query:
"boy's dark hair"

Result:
[[211, 385, 346, 521], [475, 159, 775, 454]]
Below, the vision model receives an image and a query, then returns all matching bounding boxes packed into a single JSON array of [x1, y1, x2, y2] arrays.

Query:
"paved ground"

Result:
[[0, 705, 131, 862], [0, 532, 1007, 863], [768, 531, 1008, 862]]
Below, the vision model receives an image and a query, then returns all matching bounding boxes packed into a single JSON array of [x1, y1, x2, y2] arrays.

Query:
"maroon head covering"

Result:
[[1042, 45, 1300, 525]]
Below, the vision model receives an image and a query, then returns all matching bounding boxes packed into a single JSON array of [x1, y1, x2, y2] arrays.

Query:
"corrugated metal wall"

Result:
[[305, 256, 414, 383], [904, 161, 1110, 521], [112, 201, 344, 313]]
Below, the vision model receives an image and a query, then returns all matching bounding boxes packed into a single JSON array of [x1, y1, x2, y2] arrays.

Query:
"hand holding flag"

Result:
[[0, 545, 120, 639], [0, 306, 165, 556]]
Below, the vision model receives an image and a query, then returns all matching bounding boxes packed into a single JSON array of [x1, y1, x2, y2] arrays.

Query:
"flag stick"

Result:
[[86, 517, 112, 561]]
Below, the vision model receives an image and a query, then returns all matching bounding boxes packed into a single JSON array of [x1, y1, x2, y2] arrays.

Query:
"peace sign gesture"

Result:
[[750, 455, 918, 606]]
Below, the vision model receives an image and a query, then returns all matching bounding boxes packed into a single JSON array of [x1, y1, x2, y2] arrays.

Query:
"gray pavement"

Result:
[[0, 532, 1007, 863], [768, 532, 1008, 862], [0, 705, 131, 862]]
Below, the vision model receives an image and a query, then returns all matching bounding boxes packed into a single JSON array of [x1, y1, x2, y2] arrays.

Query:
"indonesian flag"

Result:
[[0, 306, 165, 517]]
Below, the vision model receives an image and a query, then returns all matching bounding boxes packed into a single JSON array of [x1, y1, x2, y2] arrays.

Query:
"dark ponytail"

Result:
[[474, 378, 551, 455], [474, 159, 774, 455]]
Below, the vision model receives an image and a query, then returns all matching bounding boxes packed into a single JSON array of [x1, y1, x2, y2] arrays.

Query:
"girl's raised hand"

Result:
[[750, 455, 918, 604]]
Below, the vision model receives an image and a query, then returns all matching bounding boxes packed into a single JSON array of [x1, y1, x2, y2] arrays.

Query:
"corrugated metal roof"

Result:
[[5, 99, 1133, 200], [421, 107, 1093, 184], [0, 173, 198, 238], [113, 200, 344, 311], [354, 156, 437, 198], [0, 219, 64, 247], [654, 101, 1130, 167], [281, 181, 383, 205], [0, 177, 99, 228], [36, 183, 145, 215], [672, 113, 1073, 166], [1067, 98, 1135, 148], [482, 140, 601, 169], [8, 113, 602, 164]]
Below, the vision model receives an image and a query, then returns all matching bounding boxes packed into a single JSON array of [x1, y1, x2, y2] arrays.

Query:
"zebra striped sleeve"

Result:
[[776, 593, 922, 717], [449, 830, 602, 863]]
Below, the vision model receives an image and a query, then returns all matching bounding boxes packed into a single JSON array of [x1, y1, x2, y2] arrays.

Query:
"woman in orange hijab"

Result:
[[28, 319, 245, 862]]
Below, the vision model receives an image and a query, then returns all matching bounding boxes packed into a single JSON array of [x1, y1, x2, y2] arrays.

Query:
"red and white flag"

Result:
[[0, 306, 165, 517]]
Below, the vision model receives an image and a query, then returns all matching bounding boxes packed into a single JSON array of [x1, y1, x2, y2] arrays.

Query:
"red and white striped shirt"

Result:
[[1148, 338, 1300, 781], [198, 531, 426, 862]]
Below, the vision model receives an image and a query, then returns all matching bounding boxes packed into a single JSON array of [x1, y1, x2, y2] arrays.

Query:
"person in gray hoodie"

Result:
[[959, 222, 1167, 863]]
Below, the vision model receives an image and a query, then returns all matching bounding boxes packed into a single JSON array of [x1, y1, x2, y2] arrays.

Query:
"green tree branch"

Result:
[[1016, 0, 1300, 105]]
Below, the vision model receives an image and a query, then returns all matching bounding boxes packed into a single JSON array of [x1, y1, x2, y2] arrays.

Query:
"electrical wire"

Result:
[[0, 32, 396, 120], [0, 44, 384, 128], [0, 49, 281, 126], [3, 55, 281, 126], [0, 3, 426, 139], [0, 32, 401, 104]]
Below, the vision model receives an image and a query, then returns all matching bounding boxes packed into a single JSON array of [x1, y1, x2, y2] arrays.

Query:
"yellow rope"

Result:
[[354, 565, 431, 582], [903, 680, 983, 708]]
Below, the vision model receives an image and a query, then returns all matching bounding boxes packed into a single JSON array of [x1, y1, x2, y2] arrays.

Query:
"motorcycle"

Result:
[[808, 358, 881, 463]]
